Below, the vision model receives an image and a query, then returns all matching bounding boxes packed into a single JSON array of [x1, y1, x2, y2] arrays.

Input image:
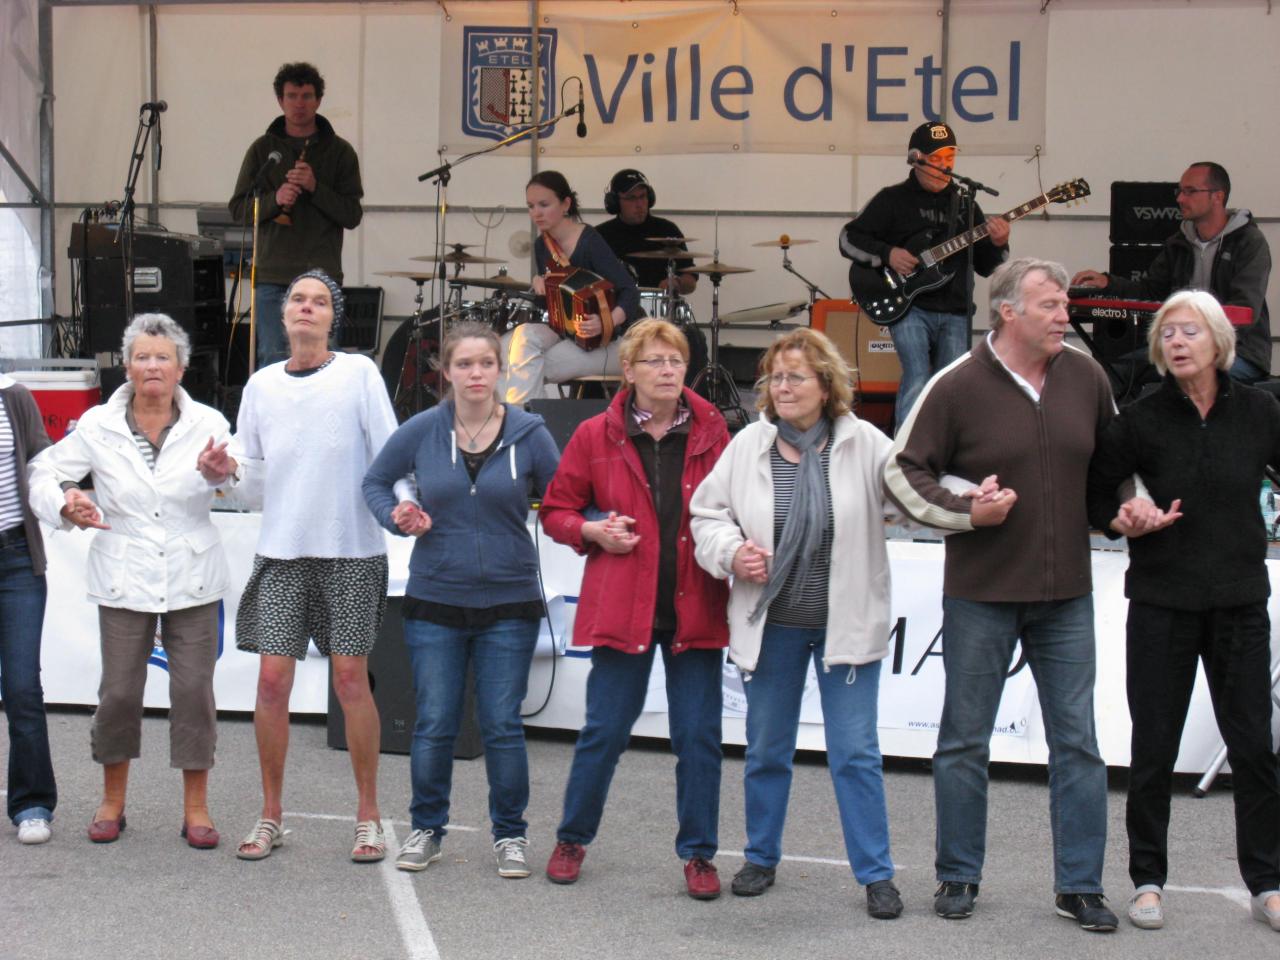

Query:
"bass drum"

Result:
[[380, 310, 443, 422]]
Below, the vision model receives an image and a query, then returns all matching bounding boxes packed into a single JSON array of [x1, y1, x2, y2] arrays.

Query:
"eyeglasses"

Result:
[[1160, 322, 1204, 341], [768, 372, 817, 388], [633, 357, 687, 370], [1174, 186, 1216, 198]]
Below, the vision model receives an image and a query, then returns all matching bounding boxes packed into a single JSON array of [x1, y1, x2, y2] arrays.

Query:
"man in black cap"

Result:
[[596, 170, 707, 385], [840, 121, 1010, 430]]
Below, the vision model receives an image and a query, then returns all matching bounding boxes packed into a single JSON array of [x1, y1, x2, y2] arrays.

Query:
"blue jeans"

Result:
[[0, 537, 56, 824], [742, 624, 893, 883], [1228, 354, 1266, 385], [889, 306, 969, 431], [253, 282, 290, 369], [935, 594, 1107, 893], [402, 616, 539, 840], [557, 638, 723, 860]]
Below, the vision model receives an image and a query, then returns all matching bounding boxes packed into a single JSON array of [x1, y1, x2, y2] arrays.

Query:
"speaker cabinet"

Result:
[[524, 398, 609, 452], [326, 596, 484, 759]]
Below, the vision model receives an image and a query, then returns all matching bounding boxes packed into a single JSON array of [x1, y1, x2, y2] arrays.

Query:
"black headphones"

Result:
[[604, 169, 656, 216]]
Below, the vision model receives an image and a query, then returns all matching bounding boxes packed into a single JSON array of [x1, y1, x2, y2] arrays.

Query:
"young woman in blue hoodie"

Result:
[[363, 320, 560, 878]]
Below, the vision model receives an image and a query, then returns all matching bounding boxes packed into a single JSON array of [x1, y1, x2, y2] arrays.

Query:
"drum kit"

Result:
[[377, 233, 830, 426]]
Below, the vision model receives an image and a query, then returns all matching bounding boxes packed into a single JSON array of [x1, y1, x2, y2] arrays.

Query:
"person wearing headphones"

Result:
[[597, 169, 706, 384], [839, 122, 1010, 431]]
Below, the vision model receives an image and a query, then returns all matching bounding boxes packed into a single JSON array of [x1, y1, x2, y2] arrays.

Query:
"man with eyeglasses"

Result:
[[1072, 162, 1271, 383], [840, 121, 1011, 431], [885, 258, 1121, 933]]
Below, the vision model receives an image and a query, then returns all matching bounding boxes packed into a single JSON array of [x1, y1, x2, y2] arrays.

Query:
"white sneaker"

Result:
[[17, 818, 52, 845]]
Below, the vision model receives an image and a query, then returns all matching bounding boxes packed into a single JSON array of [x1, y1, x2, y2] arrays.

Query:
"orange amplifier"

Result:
[[810, 299, 901, 393]]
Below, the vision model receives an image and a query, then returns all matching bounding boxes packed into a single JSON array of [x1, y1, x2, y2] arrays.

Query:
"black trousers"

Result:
[[1125, 600, 1280, 895]]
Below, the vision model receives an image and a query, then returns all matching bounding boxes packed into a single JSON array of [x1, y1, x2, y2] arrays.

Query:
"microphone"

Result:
[[575, 81, 587, 139], [252, 150, 283, 189], [141, 100, 168, 113], [906, 148, 924, 165]]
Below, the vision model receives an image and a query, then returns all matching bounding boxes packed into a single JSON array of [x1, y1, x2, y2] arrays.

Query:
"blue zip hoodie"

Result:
[[362, 401, 560, 607]]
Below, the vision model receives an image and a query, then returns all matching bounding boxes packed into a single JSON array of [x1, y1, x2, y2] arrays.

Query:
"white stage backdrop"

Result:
[[36, 512, 1279, 775], [438, 1, 1048, 157]]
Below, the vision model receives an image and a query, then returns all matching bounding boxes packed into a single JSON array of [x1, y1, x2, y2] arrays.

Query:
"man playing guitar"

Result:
[[840, 122, 1010, 431]]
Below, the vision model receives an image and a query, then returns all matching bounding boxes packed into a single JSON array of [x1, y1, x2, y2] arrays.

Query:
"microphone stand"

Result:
[[113, 103, 164, 334], [909, 155, 999, 345], [415, 101, 581, 409], [778, 243, 832, 320]]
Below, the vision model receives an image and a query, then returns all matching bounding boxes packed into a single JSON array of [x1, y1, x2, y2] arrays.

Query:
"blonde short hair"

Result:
[[754, 328, 854, 420], [1147, 289, 1236, 375], [618, 318, 690, 366]]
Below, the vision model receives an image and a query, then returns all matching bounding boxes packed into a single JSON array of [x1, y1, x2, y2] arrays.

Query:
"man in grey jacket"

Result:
[[1073, 161, 1272, 382]]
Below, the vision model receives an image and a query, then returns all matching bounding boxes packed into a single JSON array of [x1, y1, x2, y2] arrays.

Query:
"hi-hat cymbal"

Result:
[[752, 236, 818, 248], [627, 248, 711, 261], [644, 236, 700, 244], [450, 274, 529, 291], [410, 251, 507, 265], [720, 300, 809, 326], [375, 270, 436, 282], [681, 261, 753, 276]]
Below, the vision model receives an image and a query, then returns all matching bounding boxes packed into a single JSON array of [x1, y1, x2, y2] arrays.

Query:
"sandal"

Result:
[[236, 818, 287, 861], [352, 820, 386, 863]]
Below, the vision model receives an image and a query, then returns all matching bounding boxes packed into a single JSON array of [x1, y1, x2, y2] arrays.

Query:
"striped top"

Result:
[[125, 402, 179, 473], [766, 442, 833, 629], [0, 394, 23, 531]]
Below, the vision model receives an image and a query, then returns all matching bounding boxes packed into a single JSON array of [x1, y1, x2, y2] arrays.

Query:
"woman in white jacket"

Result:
[[689, 328, 902, 918], [28, 314, 231, 849]]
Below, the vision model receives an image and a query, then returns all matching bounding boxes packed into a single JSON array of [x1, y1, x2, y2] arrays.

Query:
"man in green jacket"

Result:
[[230, 62, 363, 370]]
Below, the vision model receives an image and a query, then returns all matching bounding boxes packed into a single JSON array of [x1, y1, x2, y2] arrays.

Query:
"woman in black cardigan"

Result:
[[1087, 289, 1280, 933]]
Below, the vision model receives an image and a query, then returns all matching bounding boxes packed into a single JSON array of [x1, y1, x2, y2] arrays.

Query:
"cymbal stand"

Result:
[[396, 275, 432, 416], [778, 242, 832, 322], [690, 269, 748, 429]]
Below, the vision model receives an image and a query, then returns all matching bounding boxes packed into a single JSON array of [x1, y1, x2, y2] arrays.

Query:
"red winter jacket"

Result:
[[540, 387, 730, 655]]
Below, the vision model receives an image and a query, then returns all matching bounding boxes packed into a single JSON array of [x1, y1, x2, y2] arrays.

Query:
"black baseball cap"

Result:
[[908, 121, 957, 154], [610, 169, 649, 195]]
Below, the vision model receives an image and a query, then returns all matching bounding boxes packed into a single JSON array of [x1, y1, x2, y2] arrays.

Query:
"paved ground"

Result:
[[1, 707, 1276, 960]]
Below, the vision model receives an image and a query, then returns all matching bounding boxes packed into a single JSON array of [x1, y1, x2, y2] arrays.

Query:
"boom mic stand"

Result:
[[113, 102, 165, 334]]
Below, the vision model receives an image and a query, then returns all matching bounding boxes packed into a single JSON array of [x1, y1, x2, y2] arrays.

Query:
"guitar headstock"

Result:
[[1047, 178, 1091, 206]]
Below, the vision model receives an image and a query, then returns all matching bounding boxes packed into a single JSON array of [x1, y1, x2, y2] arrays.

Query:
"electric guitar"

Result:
[[848, 178, 1091, 325]]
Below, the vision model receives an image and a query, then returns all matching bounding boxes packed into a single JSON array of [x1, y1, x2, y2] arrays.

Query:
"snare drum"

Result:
[[638, 287, 695, 328], [460, 297, 538, 335]]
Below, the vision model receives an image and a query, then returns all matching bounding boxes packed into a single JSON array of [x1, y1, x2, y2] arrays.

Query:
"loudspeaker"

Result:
[[525, 398, 608, 452], [811, 298, 901, 392], [1109, 181, 1180, 245], [338, 285, 384, 354], [326, 596, 484, 759]]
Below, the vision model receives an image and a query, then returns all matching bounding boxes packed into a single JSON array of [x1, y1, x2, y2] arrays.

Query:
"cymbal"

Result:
[[644, 236, 700, 244], [449, 274, 529, 291], [720, 300, 809, 326], [627, 248, 711, 261], [375, 270, 436, 282], [410, 251, 507, 265], [681, 261, 753, 276], [752, 236, 818, 248]]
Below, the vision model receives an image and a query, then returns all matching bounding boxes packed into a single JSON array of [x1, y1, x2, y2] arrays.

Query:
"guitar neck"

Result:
[[924, 193, 1052, 265]]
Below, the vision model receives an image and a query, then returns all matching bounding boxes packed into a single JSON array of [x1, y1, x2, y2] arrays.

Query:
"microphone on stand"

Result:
[[575, 81, 588, 139], [906, 148, 924, 166], [252, 150, 283, 190], [141, 100, 168, 114]]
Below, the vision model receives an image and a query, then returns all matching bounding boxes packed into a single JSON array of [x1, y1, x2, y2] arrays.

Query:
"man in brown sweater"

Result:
[[884, 258, 1119, 932]]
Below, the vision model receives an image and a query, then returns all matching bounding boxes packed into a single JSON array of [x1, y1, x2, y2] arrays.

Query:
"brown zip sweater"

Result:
[[884, 338, 1115, 603]]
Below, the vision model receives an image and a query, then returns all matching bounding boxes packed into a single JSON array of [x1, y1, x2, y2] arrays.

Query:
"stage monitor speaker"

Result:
[[811, 298, 901, 393], [1109, 181, 1180, 246], [525, 398, 609, 452], [339, 285, 384, 354], [326, 596, 484, 759]]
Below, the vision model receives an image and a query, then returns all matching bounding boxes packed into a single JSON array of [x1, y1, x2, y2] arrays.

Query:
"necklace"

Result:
[[455, 403, 499, 451]]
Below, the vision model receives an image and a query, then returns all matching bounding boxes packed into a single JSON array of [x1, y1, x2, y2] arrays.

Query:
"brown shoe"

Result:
[[546, 841, 586, 884], [684, 857, 721, 900], [181, 822, 220, 849]]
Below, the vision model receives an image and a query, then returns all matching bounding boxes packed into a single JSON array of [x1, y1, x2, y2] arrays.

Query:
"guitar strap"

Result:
[[542, 231, 572, 270]]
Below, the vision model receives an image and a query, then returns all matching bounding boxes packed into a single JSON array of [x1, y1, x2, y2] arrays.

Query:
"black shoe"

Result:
[[934, 881, 979, 919], [731, 862, 776, 897], [866, 879, 904, 919], [1055, 893, 1118, 932]]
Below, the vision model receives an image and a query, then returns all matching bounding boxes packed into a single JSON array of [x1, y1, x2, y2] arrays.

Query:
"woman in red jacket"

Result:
[[539, 319, 730, 899]]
